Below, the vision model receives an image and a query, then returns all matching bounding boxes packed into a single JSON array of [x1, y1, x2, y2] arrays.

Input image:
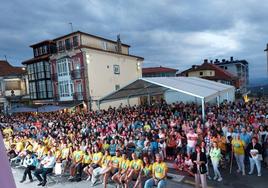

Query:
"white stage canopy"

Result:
[[99, 77, 235, 120]]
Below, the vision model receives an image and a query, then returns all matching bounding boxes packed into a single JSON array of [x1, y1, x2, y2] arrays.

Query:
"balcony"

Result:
[[71, 69, 84, 80], [73, 92, 85, 101]]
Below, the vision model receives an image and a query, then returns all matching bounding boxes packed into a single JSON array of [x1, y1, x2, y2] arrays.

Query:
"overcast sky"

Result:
[[1, 0, 268, 79]]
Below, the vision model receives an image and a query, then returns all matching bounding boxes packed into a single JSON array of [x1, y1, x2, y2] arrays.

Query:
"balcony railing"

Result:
[[71, 69, 84, 80], [73, 92, 86, 101]]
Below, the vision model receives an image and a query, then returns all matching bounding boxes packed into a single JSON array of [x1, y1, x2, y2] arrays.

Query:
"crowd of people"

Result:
[[0, 98, 268, 188]]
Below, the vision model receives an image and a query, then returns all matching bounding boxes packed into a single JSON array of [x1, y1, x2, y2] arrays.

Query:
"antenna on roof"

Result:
[[69, 22, 73, 32]]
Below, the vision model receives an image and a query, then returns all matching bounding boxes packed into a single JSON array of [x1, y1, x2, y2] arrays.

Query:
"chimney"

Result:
[[210, 60, 213, 64], [204, 59, 208, 63], [230, 56, 233, 61], [192, 65, 198, 69], [116, 34, 122, 53], [222, 59, 225, 63], [214, 59, 219, 64]]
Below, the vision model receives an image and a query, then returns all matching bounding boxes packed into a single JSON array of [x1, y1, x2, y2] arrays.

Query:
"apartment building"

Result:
[[23, 31, 144, 110]]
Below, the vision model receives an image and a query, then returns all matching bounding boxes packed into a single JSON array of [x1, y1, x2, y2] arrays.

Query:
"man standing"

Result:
[[144, 154, 168, 188], [186, 128, 198, 155], [34, 150, 56, 186], [246, 137, 262, 176]]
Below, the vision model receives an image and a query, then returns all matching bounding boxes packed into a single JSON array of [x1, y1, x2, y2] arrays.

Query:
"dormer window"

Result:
[[73, 36, 79, 47], [65, 38, 71, 50], [42, 46, 47, 54], [58, 41, 64, 51]]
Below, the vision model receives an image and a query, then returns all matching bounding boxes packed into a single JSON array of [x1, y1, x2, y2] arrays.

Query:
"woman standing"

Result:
[[231, 134, 246, 175], [246, 137, 262, 176], [191, 145, 207, 188], [209, 142, 223, 181]]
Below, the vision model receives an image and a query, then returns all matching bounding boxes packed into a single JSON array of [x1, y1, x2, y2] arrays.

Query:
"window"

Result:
[[65, 38, 71, 50], [29, 82, 36, 99], [57, 58, 71, 77], [73, 57, 81, 70], [58, 41, 64, 51], [44, 61, 51, 78], [102, 41, 107, 50], [37, 62, 45, 79], [199, 72, 203, 76], [58, 80, 73, 97], [34, 48, 38, 57], [37, 80, 46, 99], [27, 64, 36, 81], [210, 71, 212, 75], [115, 84, 120, 90], [42, 46, 47, 54], [113, 65, 120, 74], [73, 36, 79, 47], [38, 47, 42, 56]]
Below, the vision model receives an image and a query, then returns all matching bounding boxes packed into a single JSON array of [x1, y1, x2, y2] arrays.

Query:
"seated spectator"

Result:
[[144, 154, 168, 188], [20, 150, 38, 183], [34, 150, 56, 186], [111, 152, 130, 187], [124, 153, 143, 188], [134, 155, 152, 188]]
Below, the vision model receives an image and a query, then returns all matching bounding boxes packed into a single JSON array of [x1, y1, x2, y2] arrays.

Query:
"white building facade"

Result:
[[49, 31, 143, 110]]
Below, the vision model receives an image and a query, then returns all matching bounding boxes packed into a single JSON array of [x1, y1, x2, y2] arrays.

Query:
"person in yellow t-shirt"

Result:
[[134, 155, 152, 188], [32, 140, 39, 153], [69, 145, 84, 181], [86, 145, 103, 181], [3, 127, 13, 137], [15, 138, 24, 154], [124, 153, 143, 188], [36, 142, 48, 160], [60, 143, 71, 173], [144, 154, 168, 188], [112, 152, 129, 186], [232, 134, 246, 175], [102, 140, 110, 151], [95, 150, 112, 187], [83, 147, 93, 178], [4, 137, 11, 150]]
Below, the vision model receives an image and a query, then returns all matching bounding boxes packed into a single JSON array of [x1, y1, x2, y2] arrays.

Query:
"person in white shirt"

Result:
[[34, 150, 56, 186], [20, 150, 38, 183], [186, 129, 198, 155]]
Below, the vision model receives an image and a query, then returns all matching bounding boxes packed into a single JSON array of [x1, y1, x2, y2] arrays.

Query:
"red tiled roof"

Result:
[[0, 60, 26, 76], [142, 66, 178, 74], [178, 62, 237, 81]]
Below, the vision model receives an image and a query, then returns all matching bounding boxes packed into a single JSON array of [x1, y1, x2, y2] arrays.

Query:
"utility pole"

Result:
[[265, 43, 268, 76]]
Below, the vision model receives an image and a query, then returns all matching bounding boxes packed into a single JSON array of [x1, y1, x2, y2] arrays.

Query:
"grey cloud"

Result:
[[0, 0, 267, 78]]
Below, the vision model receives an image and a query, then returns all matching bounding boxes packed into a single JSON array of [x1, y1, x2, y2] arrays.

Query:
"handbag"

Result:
[[199, 164, 207, 174], [257, 154, 263, 161]]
